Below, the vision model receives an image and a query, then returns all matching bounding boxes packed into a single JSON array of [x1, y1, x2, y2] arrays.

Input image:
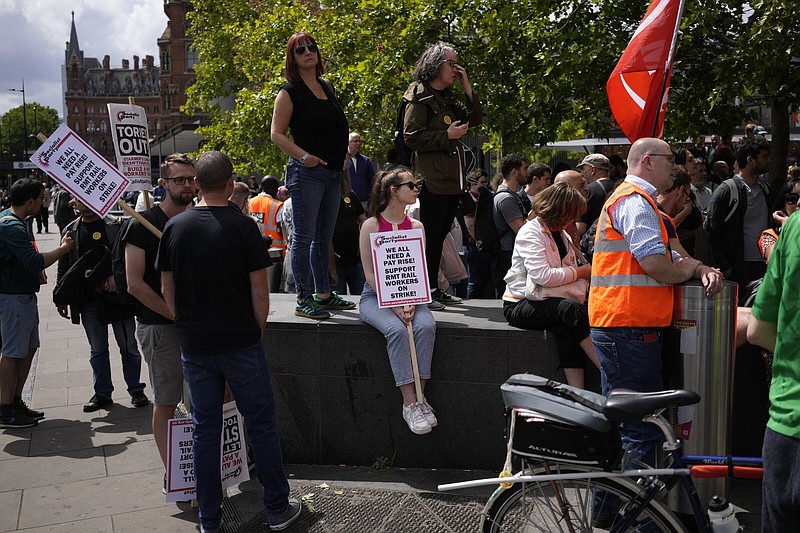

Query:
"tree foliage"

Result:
[[185, 0, 798, 174], [0, 103, 60, 160]]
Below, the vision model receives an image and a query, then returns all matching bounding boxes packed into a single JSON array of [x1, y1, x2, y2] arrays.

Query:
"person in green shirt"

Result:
[[747, 210, 800, 530]]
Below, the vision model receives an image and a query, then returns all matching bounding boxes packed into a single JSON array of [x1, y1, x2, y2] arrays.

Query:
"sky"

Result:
[[0, 0, 167, 121]]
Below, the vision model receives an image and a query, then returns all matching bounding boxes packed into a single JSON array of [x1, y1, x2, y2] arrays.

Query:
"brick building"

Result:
[[62, 0, 200, 166]]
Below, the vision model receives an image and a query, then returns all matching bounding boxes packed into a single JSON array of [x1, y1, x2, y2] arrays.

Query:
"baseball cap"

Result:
[[577, 154, 612, 172]]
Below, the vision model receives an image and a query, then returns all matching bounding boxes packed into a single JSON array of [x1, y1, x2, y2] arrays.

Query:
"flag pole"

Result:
[[651, 0, 686, 137]]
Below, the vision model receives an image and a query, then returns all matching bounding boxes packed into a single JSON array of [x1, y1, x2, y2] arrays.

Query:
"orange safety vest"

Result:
[[249, 195, 286, 251], [589, 182, 673, 328]]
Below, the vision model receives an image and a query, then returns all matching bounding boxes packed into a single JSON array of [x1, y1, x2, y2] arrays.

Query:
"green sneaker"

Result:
[[314, 291, 356, 310], [295, 298, 331, 319]]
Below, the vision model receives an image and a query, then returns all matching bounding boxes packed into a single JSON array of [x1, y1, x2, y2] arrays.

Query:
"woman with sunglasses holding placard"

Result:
[[358, 167, 438, 435], [271, 32, 354, 320]]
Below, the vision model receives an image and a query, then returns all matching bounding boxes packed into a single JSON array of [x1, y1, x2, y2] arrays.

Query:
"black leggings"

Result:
[[418, 185, 461, 288], [504, 297, 590, 368]]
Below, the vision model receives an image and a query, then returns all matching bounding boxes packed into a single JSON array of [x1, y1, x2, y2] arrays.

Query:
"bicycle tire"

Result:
[[482, 463, 687, 532]]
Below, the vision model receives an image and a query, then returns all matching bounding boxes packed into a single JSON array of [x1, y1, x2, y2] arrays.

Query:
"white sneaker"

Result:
[[402, 403, 431, 434], [420, 398, 438, 428]]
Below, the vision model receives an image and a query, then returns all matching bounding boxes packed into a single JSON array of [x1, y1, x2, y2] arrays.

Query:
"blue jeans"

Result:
[[335, 262, 365, 295], [591, 327, 664, 465], [358, 284, 436, 386], [81, 302, 144, 397], [591, 327, 664, 528], [285, 160, 344, 300], [463, 243, 492, 299], [181, 343, 290, 528]]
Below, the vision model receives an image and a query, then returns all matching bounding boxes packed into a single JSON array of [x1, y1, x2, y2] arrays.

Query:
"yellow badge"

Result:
[[443, 115, 452, 125], [92, 232, 102, 241], [344, 196, 351, 204]]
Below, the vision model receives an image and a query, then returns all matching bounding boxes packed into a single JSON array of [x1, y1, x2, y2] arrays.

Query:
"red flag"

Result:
[[606, 0, 685, 142]]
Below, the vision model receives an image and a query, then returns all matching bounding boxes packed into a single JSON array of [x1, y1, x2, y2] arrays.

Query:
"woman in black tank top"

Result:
[[270, 32, 352, 320]]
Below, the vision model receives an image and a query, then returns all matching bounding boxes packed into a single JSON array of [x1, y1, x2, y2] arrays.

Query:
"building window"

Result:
[[73, 105, 79, 114], [161, 47, 171, 72], [101, 139, 107, 152], [100, 120, 108, 133], [100, 106, 106, 114], [87, 120, 95, 132], [187, 46, 199, 70], [87, 105, 94, 114], [74, 121, 80, 132], [156, 120, 162, 131]]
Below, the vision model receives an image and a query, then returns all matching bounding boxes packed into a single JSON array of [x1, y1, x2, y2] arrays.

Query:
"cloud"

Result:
[[0, 0, 165, 119]]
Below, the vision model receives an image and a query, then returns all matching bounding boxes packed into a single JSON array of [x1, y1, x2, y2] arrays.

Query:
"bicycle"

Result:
[[438, 373, 763, 532]]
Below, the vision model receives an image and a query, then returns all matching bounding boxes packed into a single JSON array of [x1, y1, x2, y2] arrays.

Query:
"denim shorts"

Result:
[[0, 293, 40, 358]]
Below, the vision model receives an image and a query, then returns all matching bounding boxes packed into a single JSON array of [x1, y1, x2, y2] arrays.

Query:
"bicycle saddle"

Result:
[[602, 389, 700, 422]]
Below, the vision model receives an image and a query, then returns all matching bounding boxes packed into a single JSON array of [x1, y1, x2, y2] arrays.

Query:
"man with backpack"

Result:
[[56, 199, 147, 413], [492, 154, 529, 297], [118, 153, 195, 476], [705, 137, 771, 290]]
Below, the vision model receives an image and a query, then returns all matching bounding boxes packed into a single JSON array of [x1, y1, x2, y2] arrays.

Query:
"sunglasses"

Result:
[[294, 44, 318, 55], [397, 181, 420, 191], [786, 193, 799, 205]]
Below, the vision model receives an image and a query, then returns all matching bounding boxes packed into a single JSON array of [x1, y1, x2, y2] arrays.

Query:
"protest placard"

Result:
[[370, 228, 431, 308], [108, 103, 151, 191], [165, 401, 249, 503], [30, 123, 129, 217]]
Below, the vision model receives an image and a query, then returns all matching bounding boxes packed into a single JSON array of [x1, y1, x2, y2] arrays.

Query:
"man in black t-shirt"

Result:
[[332, 190, 366, 295], [56, 200, 147, 413], [576, 154, 615, 239], [157, 151, 299, 532], [121, 153, 195, 475]]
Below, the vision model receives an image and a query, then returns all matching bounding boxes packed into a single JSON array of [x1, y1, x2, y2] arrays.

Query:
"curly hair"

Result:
[[412, 42, 455, 82], [530, 182, 587, 230]]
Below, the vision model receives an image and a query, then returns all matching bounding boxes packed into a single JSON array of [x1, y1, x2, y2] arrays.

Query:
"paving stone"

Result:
[[0, 430, 32, 462], [0, 490, 21, 532], [28, 414, 152, 456], [17, 471, 167, 529], [110, 505, 200, 533], [105, 439, 164, 477], [0, 448, 106, 490], [8, 516, 113, 533]]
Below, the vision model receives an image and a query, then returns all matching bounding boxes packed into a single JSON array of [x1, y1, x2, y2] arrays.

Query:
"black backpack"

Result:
[[110, 217, 138, 305], [474, 188, 521, 255], [394, 98, 414, 167]]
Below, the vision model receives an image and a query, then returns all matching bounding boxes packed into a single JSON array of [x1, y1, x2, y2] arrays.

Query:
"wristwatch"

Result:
[[298, 152, 310, 165]]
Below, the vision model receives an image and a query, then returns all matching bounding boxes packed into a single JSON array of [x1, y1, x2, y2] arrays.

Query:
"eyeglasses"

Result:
[[647, 153, 676, 164], [441, 59, 458, 69], [786, 193, 800, 205], [397, 181, 420, 191], [294, 44, 318, 55], [164, 176, 195, 186]]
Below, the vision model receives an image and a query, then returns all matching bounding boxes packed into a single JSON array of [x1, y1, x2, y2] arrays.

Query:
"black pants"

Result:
[[35, 206, 49, 233], [418, 185, 461, 288], [504, 298, 590, 368], [491, 250, 513, 298]]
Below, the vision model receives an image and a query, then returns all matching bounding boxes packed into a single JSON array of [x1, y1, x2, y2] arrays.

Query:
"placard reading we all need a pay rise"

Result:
[[371, 228, 431, 308]]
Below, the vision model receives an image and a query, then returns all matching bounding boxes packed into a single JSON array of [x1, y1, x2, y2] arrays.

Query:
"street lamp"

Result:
[[8, 79, 28, 159]]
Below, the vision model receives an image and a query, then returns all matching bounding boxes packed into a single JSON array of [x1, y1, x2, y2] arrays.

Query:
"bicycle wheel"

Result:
[[482, 463, 687, 532]]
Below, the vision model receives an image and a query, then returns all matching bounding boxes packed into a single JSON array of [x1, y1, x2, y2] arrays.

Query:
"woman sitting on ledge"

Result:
[[358, 167, 437, 435], [502, 182, 600, 389]]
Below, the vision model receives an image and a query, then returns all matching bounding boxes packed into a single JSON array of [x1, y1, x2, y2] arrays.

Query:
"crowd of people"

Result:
[[3, 31, 800, 531]]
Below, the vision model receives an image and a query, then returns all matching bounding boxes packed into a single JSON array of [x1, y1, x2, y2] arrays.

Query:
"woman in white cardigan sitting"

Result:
[[502, 182, 600, 388]]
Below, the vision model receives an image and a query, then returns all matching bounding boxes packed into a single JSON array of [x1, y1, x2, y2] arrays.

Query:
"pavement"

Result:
[[1, 216, 762, 532]]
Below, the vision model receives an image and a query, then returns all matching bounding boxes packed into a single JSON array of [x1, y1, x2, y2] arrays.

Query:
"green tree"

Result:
[[0, 103, 60, 160], [185, 0, 797, 175]]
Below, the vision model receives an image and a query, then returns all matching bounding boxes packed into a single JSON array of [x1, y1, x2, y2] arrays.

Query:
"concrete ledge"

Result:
[[263, 294, 588, 470]]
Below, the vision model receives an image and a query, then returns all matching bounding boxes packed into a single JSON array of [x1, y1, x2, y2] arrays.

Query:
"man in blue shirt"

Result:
[[346, 132, 376, 212], [0, 179, 73, 428]]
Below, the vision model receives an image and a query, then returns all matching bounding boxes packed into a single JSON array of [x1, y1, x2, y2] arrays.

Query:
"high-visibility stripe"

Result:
[[593, 240, 631, 252], [591, 274, 670, 288]]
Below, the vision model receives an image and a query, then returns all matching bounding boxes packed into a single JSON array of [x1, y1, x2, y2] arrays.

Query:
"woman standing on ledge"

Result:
[[271, 31, 355, 320], [359, 167, 437, 435]]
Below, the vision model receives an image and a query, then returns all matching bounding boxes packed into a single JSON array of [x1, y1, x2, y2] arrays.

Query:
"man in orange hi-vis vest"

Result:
[[588, 138, 723, 480], [249, 175, 286, 253]]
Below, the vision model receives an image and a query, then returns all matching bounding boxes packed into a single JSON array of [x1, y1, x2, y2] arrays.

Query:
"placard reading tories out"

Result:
[[108, 103, 151, 191], [165, 401, 249, 502], [370, 228, 431, 308], [30, 123, 129, 217]]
